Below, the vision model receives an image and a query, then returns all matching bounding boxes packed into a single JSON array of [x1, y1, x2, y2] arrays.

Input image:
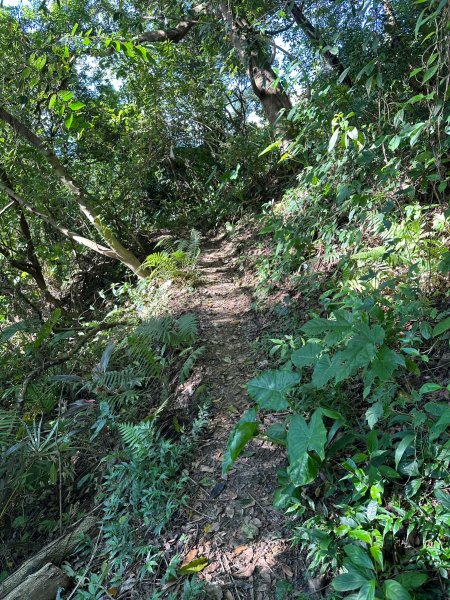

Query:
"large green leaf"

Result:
[[434, 488, 450, 511], [288, 411, 327, 462], [430, 407, 450, 441], [222, 409, 259, 475], [384, 580, 412, 600], [247, 370, 300, 411], [343, 545, 374, 572], [286, 411, 327, 486], [357, 580, 375, 600], [312, 354, 337, 388], [291, 343, 321, 369], [394, 433, 415, 469], [287, 452, 320, 486], [394, 572, 428, 590], [333, 567, 370, 592]]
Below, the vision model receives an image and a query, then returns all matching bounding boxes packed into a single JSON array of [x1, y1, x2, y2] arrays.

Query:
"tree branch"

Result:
[[0, 108, 147, 276], [136, 4, 207, 44], [17, 322, 129, 411]]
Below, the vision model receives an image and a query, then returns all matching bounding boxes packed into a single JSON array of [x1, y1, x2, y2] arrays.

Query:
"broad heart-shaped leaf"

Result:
[[222, 409, 259, 475], [247, 370, 300, 411], [312, 354, 337, 388], [333, 567, 371, 592], [291, 343, 322, 369], [287, 411, 326, 486], [384, 579, 412, 600], [288, 411, 327, 462], [287, 451, 320, 486]]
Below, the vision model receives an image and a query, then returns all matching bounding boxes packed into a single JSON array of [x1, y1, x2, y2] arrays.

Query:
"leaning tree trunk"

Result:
[[290, 2, 352, 86], [3, 563, 70, 600], [0, 108, 149, 278], [218, 3, 293, 139], [0, 515, 97, 598]]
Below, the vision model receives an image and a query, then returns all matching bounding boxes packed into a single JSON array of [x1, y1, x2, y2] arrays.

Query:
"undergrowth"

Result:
[[224, 1, 450, 597]]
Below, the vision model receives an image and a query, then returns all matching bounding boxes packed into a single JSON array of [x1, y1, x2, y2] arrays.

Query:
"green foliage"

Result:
[[68, 404, 208, 597]]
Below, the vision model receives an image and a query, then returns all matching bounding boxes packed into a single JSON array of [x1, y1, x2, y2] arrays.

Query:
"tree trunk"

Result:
[[3, 563, 70, 600], [289, 2, 352, 86], [0, 108, 149, 278], [219, 3, 293, 139], [381, 0, 401, 47], [0, 515, 97, 598]]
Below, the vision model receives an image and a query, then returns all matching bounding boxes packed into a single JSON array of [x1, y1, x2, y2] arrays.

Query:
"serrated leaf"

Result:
[[247, 370, 300, 410], [366, 402, 383, 429], [312, 354, 337, 388], [291, 343, 321, 369]]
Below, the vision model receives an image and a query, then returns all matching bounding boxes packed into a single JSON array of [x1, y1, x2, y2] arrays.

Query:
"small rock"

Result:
[[235, 563, 255, 578], [240, 519, 259, 540], [204, 583, 223, 600]]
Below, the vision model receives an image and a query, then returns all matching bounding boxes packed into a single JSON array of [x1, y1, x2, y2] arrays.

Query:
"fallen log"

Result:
[[2, 563, 70, 600], [0, 515, 97, 599]]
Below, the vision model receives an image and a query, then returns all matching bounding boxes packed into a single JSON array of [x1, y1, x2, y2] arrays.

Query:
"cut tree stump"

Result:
[[0, 515, 97, 599], [2, 563, 70, 600]]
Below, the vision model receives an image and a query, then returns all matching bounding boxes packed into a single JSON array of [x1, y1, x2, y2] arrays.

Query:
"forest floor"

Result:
[[164, 232, 305, 600]]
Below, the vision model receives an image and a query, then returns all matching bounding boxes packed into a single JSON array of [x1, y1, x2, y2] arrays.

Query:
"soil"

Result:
[[164, 232, 305, 600]]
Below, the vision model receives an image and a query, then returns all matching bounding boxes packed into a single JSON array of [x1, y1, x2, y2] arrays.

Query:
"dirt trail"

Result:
[[170, 235, 300, 599]]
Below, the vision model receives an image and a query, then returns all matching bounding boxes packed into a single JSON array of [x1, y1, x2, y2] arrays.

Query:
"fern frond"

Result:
[[176, 314, 198, 344], [0, 410, 20, 448], [1, 319, 39, 343], [179, 346, 205, 383]]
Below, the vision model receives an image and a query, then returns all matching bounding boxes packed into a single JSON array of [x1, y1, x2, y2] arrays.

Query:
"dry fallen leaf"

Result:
[[199, 465, 214, 473], [234, 563, 255, 578], [232, 545, 248, 557], [182, 548, 198, 566], [282, 564, 294, 578]]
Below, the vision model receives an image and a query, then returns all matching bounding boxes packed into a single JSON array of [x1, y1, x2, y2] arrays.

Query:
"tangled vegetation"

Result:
[[0, 0, 449, 598]]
